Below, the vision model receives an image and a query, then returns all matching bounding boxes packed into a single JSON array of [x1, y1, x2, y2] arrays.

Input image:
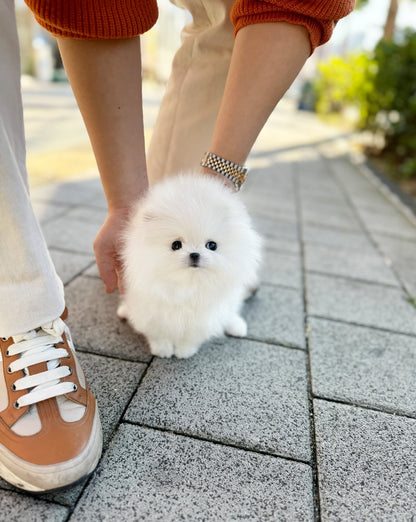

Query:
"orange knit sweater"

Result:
[[25, 0, 355, 53]]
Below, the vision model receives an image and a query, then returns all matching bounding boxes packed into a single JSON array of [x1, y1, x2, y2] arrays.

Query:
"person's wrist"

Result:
[[106, 179, 148, 215]]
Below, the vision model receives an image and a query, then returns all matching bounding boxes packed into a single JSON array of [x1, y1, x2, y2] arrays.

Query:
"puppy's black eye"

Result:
[[205, 241, 217, 251], [171, 240, 182, 251]]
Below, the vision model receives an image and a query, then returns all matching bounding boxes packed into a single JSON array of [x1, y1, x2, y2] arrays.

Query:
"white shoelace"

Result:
[[7, 318, 76, 409]]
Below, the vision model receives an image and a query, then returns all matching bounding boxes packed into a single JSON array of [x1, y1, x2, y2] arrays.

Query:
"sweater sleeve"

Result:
[[24, 0, 158, 39], [231, 0, 356, 53]]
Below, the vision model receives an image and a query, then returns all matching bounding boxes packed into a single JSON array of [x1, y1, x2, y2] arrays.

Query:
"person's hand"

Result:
[[93, 207, 132, 294]]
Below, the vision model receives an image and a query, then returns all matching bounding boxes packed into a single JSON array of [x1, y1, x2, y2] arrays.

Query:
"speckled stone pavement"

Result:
[[1, 82, 416, 521]]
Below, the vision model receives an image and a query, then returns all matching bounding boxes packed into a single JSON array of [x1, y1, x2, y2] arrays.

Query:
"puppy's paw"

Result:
[[117, 302, 128, 320], [174, 344, 200, 359], [225, 315, 247, 338], [244, 280, 259, 301], [149, 339, 174, 358]]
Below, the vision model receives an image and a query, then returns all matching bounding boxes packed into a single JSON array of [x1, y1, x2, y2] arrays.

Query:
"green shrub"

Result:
[[366, 30, 416, 177], [314, 53, 376, 124], [313, 29, 416, 178]]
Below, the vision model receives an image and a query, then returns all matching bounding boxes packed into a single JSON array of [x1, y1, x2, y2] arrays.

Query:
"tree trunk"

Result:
[[383, 0, 399, 41]]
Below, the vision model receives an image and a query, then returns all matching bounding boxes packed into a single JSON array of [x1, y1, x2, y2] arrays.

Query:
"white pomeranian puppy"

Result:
[[117, 173, 262, 359]]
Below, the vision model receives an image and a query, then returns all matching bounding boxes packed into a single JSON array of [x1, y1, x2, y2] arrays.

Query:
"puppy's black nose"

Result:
[[189, 252, 200, 267]]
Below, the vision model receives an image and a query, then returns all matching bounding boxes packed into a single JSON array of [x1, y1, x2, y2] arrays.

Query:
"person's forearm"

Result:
[[209, 22, 310, 166], [57, 37, 147, 212]]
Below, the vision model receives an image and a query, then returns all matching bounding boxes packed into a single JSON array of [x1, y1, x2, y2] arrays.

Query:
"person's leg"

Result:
[[0, 1, 64, 338], [147, 0, 235, 184], [0, 2, 101, 492]]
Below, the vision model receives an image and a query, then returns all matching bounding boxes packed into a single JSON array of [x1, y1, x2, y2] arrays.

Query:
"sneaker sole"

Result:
[[0, 407, 102, 492]]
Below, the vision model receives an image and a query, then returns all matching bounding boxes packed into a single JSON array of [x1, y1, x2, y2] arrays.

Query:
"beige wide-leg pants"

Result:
[[0, 0, 233, 336], [147, 0, 235, 183], [0, 1, 64, 337]]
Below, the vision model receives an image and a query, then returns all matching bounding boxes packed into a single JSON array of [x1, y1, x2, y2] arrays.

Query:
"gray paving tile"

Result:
[[42, 214, 100, 255], [32, 200, 71, 224], [252, 215, 299, 241], [330, 158, 374, 188], [50, 248, 94, 285], [72, 424, 314, 521], [350, 190, 401, 213], [307, 273, 416, 335], [82, 262, 100, 278], [65, 276, 151, 362], [64, 205, 107, 224], [298, 180, 345, 201], [31, 178, 101, 206], [79, 352, 147, 448], [357, 207, 416, 240], [0, 351, 147, 504], [126, 338, 310, 461], [39, 352, 147, 506], [264, 236, 301, 255], [314, 400, 416, 520], [244, 284, 306, 348], [302, 224, 373, 250], [261, 250, 302, 288], [242, 194, 297, 222], [301, 204, 363, 232], [304, 243, 399, 286], [374, 233, 416, 261], [298, 190, 347, 207], [0, 490, 68, 521], [309, 318, 416, 416], [251, 203, 297, 222], [373, 234, 416, 297], [300, 198, 350, 214], [389, 261, 416, 299]]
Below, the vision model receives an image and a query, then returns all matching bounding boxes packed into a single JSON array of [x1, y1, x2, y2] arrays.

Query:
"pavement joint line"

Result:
[[258, 280, 301, 291], [0, 484, 69, 509], [82, 273, 101, 280], [307, 314, 416, 339], [63, 267, 97, 290], [368, 230, 416, 244], [48, 245, 93, 257], [35, 207, 74, 226], [259, 281, 302, 293], [306, 269, 400, 289], [51, 246, 93, 257], [119, 357, 154, 424], [61, 358, 156, 519], [264, 247, 300, 258], [312, 395, 416, 421], [241, 335, 306, 351], [74, 345, 151, 365], [322, 152, 416, 303], [294, 160, 322, 522], [302, 219, 364, 234], [52, 246, 93, 257], [121, 420, 312, 467], [264, 245, 301, 256]]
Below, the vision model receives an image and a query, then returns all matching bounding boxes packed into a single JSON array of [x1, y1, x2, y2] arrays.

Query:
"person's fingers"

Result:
[[93, 235, 117, 293], [97, 253, 118, 293]]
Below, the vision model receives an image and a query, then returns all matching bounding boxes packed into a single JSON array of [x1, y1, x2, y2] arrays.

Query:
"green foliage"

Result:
[[365, 31, 416, 177], [314, 53, 377, 124], [313, 29, 416, 179]]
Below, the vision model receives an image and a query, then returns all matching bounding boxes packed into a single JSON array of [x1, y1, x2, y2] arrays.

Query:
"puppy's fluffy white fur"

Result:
[[118, 173, 261, 359]]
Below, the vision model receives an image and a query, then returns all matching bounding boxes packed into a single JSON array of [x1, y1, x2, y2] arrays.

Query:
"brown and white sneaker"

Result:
[[0, 311, 102, 492]]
